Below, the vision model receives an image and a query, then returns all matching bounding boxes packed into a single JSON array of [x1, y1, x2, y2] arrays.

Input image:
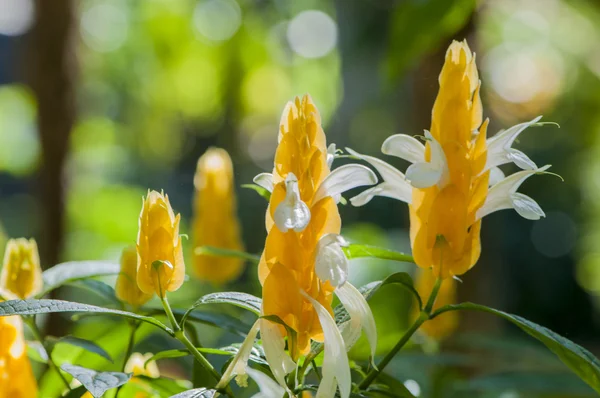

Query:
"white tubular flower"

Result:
[[345, 148, 412, 206], [405, 131, 449, 189], [312, 164, 378, 205], [273, 172, 311, 232], [485, 116, 542, 172], [217, 320, 261, 389], [476, 165, 551, 221], [326, 143, 337, 169], [259, 317, 296, 392], [314, 234, 378, 360], [253, 173, 274, 192], [246, 367, 286, 398], [301, 291, 351, 398], [315, 233, 350, 287]]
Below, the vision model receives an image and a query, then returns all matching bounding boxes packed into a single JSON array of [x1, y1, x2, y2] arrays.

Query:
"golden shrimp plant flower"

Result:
[[0, 304, 38, 397], [0, 238, 42, 299], [349, 40, 551, 278], [193, 147, 245, 284], [136, 190, 185, 297], [116, 246, 153, 308], [218, 95, 379, 397]]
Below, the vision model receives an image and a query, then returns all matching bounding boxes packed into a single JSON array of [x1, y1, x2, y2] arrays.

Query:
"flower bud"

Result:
[[136, 190, 185, 297], [116, 246, 153, 308], [193, 148, 245, 284], [0, 238, 43, 299], [125, 352, 160, 378]]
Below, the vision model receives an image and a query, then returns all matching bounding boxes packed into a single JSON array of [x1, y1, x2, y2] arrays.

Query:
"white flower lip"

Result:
[[216, 320, 261, 389], [301, 290, 351, 398], [476, 165, 551, 221], [259, 316, 296, 393], [485, 116, 542, 172], [246, 367, 286, 398], [273, 172, 311, 233], [313, 164, 377, 205], [253, 173, 274, 193], [381, 133, 425, 164], [346, 147, 412, 206], [405, 130, 448, 189], [315, 233, 350, 287]]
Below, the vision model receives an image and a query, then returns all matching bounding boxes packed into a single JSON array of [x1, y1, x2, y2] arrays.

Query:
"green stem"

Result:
[[358, 277, 444, 390], [311, 360, 322, 381], [115, 320, 138, 397], [26, 318, 72, 392], [160, 296, 232, 397]]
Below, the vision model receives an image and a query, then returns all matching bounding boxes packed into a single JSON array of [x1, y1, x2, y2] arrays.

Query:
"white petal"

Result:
[[315, 234, 349, 287], [339, 320, 362, 352], [424, 130, 449, 186], [259, 317, 296, 392], [273, 173, 311, 232], [301, 291, 351, 398], [253, 173, 274, 193], [349, 183, 409, 207], [476, 165, 550, 220], [345, 148, 412, 204], [511, 192, 545, 220], [217, 320, 261, 389], [405, 162, 443, 189], [489, 167, 505, 186], [313, 164, 378, 205], [485, 116, 542, 171], [335, 282, 377, 363], [327, 143, 337, 169], [506, 148, 537, 170], [246, 367, 286, 398], [381, 134, 425, 164]]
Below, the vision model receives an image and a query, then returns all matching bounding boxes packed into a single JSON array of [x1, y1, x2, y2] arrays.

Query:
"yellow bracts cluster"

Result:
[[193, 148, 245, 284], [0, 239, 38, 398], [116, 246, 153, 308], [409, 41, 488, 279], [259, 95, 340, 358], [0, 238, 43, 299], [136, 191, 185, 298], [0, 315, 38, 398], [414, 269, 458, 340]]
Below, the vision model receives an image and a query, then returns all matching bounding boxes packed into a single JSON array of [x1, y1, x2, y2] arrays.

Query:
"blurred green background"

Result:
[[1, 0, 600, 396]]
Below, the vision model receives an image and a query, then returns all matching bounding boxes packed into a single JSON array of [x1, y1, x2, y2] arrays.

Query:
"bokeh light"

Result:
[[287, 10, 338, 59], [0, 0, 34, 37], [192, 0, 241, 43]]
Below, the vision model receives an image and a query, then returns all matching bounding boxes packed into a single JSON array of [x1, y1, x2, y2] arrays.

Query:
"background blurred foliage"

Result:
[[1, 0, 600, 396]]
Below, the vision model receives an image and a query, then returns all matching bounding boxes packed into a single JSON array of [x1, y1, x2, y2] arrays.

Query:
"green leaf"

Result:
[[55, 336, 113, 363], [170, 388, 217, 398], [62, 385, 88, 398], [431, 302, 600, 393], [27, 341, 49, 363], [0, 299, 171, 334], [145, 345, 268, 368], [181, 292, 261, 327], [71, 279, 119, 303], [343, 244, 414, 264], [134, 376, 188, 395], [41, 261, 120, 296], [60, 364, 131, 398], [171, 308, 252, 337], [194, 246, 260, 264], [241, 183, 271, 201]]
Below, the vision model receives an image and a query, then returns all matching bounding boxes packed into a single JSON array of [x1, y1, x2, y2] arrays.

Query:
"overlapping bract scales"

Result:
[[259, 95, 340, 357], [193, 148, 245, 284], [410, 40, 489, 278]]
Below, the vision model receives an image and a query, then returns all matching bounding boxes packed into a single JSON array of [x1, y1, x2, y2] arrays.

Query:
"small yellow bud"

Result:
[[0, 238, 43, 299], [125, 352, 160, 378], [136, 190, 185, 297], [193, 148, 244, 284], [115, 246, 153, 308], [0, 314, 38, 396]]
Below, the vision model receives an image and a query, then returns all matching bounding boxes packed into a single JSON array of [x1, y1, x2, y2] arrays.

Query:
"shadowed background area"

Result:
[[0, 0, 599, 396]]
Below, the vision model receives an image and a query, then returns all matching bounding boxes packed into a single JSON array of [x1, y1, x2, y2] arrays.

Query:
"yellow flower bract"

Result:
[[0, 314, 37, 397], [136, 190, 185, 297], [259, 95, 340, 358], [410, 40, 489, 279], [193, 148, 245, 284], [116, 246, 153, 308], [0, 238, 43, 300]]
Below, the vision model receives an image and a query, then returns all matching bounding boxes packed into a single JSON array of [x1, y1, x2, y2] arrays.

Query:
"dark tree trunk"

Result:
[[30, 0, 77, 335]]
